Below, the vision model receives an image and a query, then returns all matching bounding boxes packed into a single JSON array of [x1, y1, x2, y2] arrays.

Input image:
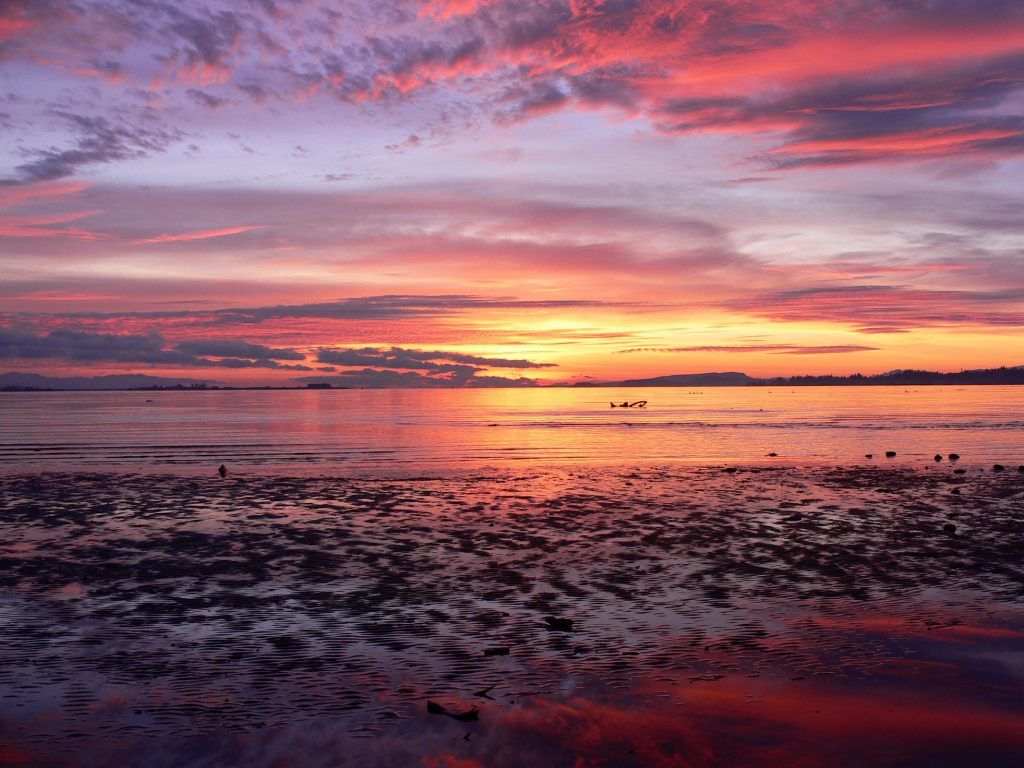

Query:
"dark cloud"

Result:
[[727, 285, 1024, 332], [316, 346, 555, 370], [496, 3, 571, 50], [294, 368, 541, 388], [187, 89, 228, 109], [236, 83, 271, 102], [496, 80, 569, 123], [0, 306, 565, 380], [567, 69, 639, 109], [167, 8, 243, 70], [307, 345, 554, 386], [0, 328, 312, 369], [8, 112, 183, 183], [619, 345, 879, 354], [125, 295, 615, 325], [175, 339, 304, 360], [0, 327, 179, 363], [651, 54, 1024, 166], [780, 345, 879, 355]]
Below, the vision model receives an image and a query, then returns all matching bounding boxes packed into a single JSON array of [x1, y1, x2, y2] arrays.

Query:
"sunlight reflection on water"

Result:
[[1, 386, 1022, 473]]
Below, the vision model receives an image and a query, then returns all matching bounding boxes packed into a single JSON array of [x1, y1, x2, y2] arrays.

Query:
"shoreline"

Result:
[[2, 455, 1022, 479]]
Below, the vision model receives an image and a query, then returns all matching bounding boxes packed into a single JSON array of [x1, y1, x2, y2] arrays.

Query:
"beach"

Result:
[[6, 0, 1024, 762], [2, 462, 1023, 766]]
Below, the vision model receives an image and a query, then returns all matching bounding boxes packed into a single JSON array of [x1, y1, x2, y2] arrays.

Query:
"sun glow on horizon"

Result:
[[1, 0, 1022, 386]]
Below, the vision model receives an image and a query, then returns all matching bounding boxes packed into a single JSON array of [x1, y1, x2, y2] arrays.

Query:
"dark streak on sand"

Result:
[[0, 465, 1022, 764]]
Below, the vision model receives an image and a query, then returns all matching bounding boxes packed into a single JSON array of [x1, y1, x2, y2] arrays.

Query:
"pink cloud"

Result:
[[418, 0, 493, 21], [0, 15, 33, 42], [0, 182, 90, 210], [134, 225, 265, 245], [0, 211, 111, 241], [729, 286, 1024, 333]]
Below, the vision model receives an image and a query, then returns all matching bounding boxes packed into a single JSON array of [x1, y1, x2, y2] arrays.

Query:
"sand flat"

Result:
[[0, 464, 1022, 766]]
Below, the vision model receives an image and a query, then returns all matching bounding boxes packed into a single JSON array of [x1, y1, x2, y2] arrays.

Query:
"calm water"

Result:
[[2, 386, 1022, 473], [2, 389, 1023, 767]]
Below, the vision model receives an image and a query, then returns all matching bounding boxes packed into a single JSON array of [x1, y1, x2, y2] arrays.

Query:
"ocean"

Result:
[[2, 385, 1022, 473], [2, 386, 1023, 766]]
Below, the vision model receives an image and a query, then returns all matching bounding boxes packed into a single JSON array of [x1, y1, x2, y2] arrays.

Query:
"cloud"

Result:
[[0, 310, 563, 382], [310, 345, 555, 386], [166, 7, 244, 84], [619, 345, 879, 354], [134, 226, 264, 245], [0, 327, 176, 363], [294, 368, 542, 388], [317, 346, 555, 370], [0, 210, 110, 240], [728, 285, 1024, 333], [184, 295, 617, 325], [0, 327, 312, 369], [8, 0, 1024, 171], [175, 339, 304, 360], [186, 88, 229, 109], [9, 112, 184, 184]]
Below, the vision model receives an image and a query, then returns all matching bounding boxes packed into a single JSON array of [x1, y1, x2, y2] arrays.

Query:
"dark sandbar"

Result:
[[1, 465, 1022, 766]]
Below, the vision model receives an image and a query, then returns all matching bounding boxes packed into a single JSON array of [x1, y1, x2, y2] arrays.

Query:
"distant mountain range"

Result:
[[575, 371, 757, 387], [2, 365, 1023, 391], [575, 366, 1024, 387], [0, 372, 214, 391]]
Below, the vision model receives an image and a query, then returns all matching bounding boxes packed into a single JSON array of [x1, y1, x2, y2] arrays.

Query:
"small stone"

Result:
[[948, 453, 960, 461], [218, 464, 227, 477], [543, 616, 574, 631], [483, 647, 510, 657], [993, 464, 1005, 472], [942, 523, 957, 535], [267, 635, 301, 650], [954, 468, 966, 475], [865, 454, 873, 459], [885, 451, 897, 458], [934, 455, 942, 462], [426, 701, 446, 715], [425, 701, 479, 721]]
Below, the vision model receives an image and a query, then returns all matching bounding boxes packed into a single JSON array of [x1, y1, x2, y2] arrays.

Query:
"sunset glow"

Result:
[[2, 0, 1022, 386]]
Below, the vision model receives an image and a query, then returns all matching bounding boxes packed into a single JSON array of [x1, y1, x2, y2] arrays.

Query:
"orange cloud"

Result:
[[0, 211, 110, 240], [134, 225, 264, 245], [419, 0, 491, 21]]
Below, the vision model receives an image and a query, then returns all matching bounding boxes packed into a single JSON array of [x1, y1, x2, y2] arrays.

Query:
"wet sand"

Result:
[[1, 463, 1022, 767]]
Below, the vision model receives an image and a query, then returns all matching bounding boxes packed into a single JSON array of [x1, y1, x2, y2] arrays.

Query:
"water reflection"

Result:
[[1, 386, 1022, 473], [1, 464, 1021, 766]]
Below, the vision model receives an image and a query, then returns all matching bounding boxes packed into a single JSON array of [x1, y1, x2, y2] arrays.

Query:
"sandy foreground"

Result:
[[1, 464, 1022, 767]]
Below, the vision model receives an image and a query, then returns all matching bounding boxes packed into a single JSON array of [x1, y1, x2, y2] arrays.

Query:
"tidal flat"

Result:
[[1, 464, 1022, 767]]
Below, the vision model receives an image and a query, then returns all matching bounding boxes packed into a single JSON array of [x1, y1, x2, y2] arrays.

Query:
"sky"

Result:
[[1, 0, 1022, 387]]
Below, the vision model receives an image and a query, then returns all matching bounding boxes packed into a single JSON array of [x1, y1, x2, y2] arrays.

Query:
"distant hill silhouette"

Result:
[[0, 372, 213, 391], [577, 366, 1024, 387], [2, 365, 1022, 391], [756, 366, 1024, 386], [574, 371, 756, 387]]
